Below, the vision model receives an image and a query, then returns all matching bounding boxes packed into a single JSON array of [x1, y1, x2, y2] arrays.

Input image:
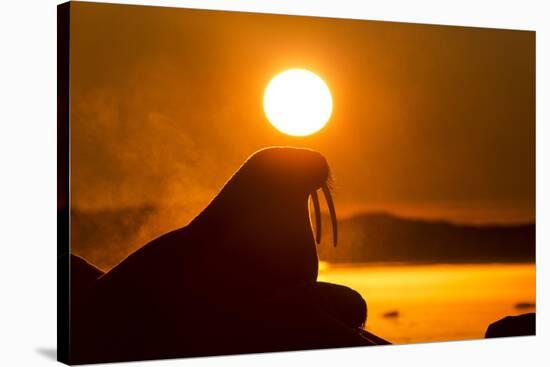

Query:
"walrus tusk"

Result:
[[321, 182, 338, 247], [311, 190, 322, 245]]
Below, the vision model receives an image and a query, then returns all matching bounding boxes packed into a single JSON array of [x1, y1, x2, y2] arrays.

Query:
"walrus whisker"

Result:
[[310, 190, 322, 245], [321, 182, 338, 247]]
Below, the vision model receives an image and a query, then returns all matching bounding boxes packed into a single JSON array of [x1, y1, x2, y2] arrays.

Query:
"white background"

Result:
[[0, 0, 547, 366]]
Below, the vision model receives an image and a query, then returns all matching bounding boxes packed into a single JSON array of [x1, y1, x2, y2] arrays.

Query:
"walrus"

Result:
[[71, 147, 373, 364]]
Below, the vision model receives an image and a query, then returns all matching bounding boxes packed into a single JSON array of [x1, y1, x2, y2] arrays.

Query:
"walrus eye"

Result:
[[321, 182, 338, 247], [310, 190, 322, 245]]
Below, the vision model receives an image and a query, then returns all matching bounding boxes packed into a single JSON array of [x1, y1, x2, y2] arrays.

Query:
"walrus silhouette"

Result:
[[71, 147, 373, 364]]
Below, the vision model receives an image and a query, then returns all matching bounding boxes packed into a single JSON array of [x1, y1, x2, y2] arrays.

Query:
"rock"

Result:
[[358, 329, 392, 345], [514, 302, 535, 310], [382, 310, 399, 318], [70, 254, 104, 306], [485, 313, 535, 338], [69, 253, 386, 364]]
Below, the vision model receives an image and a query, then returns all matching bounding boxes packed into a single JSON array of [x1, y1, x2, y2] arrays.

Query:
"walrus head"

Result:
[[245, 147, 337, 248], [184, 147, 337, 288], [194, 146, 337, 248]]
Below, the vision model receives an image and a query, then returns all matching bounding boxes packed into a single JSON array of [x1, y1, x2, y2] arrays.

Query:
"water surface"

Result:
[[318, 263, 535, 344]]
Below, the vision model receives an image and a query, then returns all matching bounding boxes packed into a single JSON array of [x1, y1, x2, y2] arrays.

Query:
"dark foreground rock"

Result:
[[70, 254, 103, 307], [485, 313, 536, 338], [70, 254, 390, 364]]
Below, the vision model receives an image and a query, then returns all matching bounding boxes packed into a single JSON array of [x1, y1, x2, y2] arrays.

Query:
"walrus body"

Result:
[[71, 147, 372, 364]]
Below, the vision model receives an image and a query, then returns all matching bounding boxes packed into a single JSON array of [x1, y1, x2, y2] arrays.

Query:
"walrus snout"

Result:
[[245, 147, 337, 247]]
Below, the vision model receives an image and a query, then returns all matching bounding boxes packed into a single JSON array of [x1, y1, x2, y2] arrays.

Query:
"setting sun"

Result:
[[264, 69, 333, 136]]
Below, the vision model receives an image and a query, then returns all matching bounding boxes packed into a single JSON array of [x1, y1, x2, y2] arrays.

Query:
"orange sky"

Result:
[[70, 2, 535, 224]]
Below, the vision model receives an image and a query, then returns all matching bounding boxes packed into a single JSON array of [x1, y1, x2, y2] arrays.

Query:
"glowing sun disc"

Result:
[[264, 69, 333, 136]]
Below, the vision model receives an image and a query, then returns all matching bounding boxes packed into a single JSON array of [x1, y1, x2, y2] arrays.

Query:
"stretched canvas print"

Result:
[[57, 1, 536, 365]]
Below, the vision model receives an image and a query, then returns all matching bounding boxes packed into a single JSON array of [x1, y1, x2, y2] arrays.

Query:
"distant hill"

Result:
[[317, 212, 535, 264], [70, 208, 535, 270]]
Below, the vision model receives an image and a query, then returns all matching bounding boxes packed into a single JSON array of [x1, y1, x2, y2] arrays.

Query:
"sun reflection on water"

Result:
[[318, 263, 535, 344]]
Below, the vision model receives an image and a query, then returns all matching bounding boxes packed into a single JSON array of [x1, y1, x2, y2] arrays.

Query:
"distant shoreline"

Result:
[[69, 207, 536, 270]]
